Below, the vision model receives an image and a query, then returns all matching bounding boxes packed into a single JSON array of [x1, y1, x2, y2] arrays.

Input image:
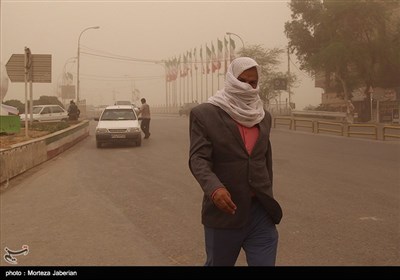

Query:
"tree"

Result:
[[3, 99, 24, 113], [33, 96, 65, 108], [238, 44, 297, 104], [285, 0, 400, 119]]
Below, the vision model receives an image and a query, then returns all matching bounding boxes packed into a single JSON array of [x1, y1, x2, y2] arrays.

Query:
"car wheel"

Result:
[[96, 141, 102, 148], [136, 138, 142, 147]]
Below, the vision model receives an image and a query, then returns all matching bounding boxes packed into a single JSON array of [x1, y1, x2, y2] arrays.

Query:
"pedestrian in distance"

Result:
[[67, 100, 80, 121], [138, 98, 151, 139], [189, 57, 283, 266], [346, 100, 355, 124]]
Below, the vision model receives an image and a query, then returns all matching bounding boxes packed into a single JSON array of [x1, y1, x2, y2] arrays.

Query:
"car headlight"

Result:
[[96, 128, 108, 133], [127, 127, 140, 133]]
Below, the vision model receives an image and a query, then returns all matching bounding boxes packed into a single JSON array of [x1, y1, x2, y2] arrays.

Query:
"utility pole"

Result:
[[287, 46, 291, 109]]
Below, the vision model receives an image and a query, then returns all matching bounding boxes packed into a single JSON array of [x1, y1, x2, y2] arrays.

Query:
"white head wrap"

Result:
[[207, 57, 265, 127]]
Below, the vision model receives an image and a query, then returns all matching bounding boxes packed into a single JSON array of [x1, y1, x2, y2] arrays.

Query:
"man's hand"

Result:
[[212, 188, 237, 215]]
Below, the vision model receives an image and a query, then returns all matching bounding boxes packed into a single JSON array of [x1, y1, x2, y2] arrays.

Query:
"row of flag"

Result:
[[164, 37, 237, 82]]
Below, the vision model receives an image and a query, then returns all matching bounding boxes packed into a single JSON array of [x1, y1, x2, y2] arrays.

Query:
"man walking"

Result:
[[189, 57, 282, 266], [138, 98, 151, 139]]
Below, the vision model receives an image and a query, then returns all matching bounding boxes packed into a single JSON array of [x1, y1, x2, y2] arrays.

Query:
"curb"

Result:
[[0, 120, 89, 184]]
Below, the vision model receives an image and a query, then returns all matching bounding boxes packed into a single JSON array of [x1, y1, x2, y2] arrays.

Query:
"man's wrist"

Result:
[[211, 187, 225, 201]]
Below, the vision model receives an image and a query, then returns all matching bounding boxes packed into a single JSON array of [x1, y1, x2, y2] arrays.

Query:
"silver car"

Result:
[[94, 105, 141, 148], [19, 105, 69, 122]]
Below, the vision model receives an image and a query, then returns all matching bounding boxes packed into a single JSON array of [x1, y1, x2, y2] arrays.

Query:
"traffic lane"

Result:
[[272, 128, 400, 265], [86, 117, 207, 265], [0, 118, 184, 266], [0, 155, 175, 266]]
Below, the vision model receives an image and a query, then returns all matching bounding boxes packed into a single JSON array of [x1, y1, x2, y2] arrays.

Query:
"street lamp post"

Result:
[[226, 32, 245, 49], [77, 26, 99, 102]]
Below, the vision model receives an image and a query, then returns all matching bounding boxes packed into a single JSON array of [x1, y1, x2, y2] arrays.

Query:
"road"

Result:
[[1, 114, 399, 266]]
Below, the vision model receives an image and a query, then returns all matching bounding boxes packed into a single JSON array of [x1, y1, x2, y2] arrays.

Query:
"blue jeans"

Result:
[[204, 199, 279, 266]]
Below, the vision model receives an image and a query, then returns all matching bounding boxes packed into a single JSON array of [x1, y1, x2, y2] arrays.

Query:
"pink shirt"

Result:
[[236, 123, 260, 155], [211, 123, 259, 200]]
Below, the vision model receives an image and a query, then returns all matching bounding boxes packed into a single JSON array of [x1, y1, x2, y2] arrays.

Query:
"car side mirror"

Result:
[[94, 117, 99, 121]]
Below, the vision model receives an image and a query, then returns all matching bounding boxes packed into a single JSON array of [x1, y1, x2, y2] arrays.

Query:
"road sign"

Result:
[[6, 54, 52, 83], [273, 78, 287, 90]]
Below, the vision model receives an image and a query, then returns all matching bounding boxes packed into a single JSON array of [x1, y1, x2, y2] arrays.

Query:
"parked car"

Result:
[[94, 105, 141, 148], [19, 105, 68, 122], [179, 102, 199, 116]]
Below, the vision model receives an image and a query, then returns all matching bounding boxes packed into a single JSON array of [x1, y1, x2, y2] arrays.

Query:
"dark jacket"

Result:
[[189, 103, 282, 229]]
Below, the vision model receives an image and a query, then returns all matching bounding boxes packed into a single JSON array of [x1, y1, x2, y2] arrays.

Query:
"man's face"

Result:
[[237, 66, 258, 89]]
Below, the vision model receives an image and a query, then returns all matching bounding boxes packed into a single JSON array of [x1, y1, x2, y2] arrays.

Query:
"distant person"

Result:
[[138, 98, 151, 139], [189, 57, 282, 266], [68, 100, 80, 121], [346, 100, 355, 124]]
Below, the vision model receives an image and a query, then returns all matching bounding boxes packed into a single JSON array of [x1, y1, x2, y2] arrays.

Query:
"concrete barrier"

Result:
[[0, 120, 89, 184]]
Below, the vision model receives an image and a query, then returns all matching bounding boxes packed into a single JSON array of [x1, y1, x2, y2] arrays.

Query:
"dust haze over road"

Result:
[[1, 115, 399, 266]]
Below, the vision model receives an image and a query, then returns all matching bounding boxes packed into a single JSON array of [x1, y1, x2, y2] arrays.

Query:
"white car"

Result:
[[94, 105, 141, 148], [19, 105, 69, 122]]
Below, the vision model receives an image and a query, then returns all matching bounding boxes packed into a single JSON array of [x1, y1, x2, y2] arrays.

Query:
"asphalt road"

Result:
[[1, 114, 399, 266]]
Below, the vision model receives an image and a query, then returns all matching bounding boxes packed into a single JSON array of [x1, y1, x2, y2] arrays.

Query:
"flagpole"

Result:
[[211, 41, 215, 97], [228, 34, 231, 64], [179, 61, 182, 106], [195, 65, 198, 102], [217, 68, 220, 90], [187, 73, 189, 102], [191, 63, 194, 102], [205, 44, 208, 100], [200, 48, 203, 102]]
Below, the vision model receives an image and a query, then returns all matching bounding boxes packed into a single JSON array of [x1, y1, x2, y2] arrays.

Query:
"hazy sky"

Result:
[[1, 0, 322, 109]]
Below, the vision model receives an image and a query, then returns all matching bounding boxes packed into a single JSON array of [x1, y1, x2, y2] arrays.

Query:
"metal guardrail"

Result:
[[291, 110, 347, 121], [316, 121, 344, 136], [273, 117, 292, 129], [383, 126, 400, 141], [273, 116, 400, 141], [348, 124, 377, 140], [293, 118, 314, 133]]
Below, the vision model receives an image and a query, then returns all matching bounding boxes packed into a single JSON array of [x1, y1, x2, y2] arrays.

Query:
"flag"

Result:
[[217, 38, 223, 71], [206, 45, 211, 74], [187, 50, 192, 76], [200, 47, 205, 74], [229, 37, 236, 63], [181, 54, 187, 77], [172, 57, 178, 80], [165, 60, 171, 82], [211, 42, 218, 73], [178, 55, 182, 78], [193, 48, 198, 70]]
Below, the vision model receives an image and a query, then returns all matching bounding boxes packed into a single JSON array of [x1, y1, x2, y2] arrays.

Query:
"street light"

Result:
[[77, 26, 100, 102], [226, 32, 245, 48]]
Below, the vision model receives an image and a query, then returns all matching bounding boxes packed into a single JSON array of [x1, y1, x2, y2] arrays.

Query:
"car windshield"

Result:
[[32, 107, 43, 114], [101, 109, 137, 121]]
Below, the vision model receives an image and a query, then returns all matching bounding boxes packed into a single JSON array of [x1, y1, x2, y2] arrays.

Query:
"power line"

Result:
[[80, 50, 161, 64], [82, 76, 163, 82]]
